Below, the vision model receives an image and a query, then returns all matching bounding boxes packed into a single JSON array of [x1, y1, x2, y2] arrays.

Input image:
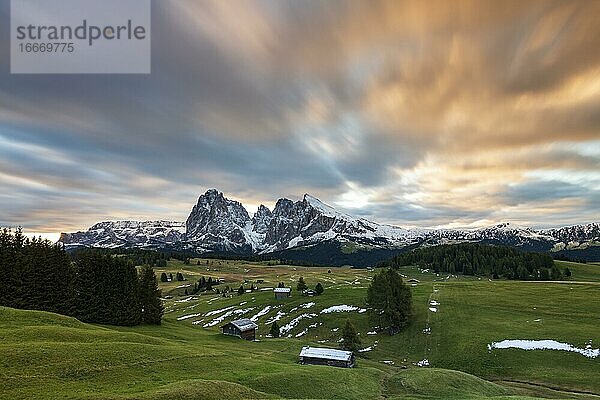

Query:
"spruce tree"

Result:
[[160, 272, 168, 282], [296, 277, 308, 292], [340, 319, 361, 352], [315, 282, 324, 295], [238, 285, 244, 295], [366, 268, 412, 335], [138, 265, 164, 325], [270, 321, 280, 338]]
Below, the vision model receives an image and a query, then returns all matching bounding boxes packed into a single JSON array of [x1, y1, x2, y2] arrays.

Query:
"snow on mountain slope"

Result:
[[185, 189, 257, 252], [58, 190, 600, 257], [59, 221, 185, 249]]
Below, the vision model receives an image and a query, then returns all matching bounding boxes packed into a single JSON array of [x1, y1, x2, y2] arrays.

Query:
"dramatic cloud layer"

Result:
[[1, 0, 598, 235]]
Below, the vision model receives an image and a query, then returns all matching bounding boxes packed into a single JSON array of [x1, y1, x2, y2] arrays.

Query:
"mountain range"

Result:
[[58, 189, 600, 265]]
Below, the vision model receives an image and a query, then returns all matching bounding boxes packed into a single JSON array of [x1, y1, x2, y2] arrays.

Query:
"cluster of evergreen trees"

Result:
[[0, 229, 75, 316], [387, 243, 566, 280], [0, 229, 163, 326], [90, 248, 173, 268], [190, 276, 221, 294], [296, 277, 324, 295], [73, 251, 163, 325]]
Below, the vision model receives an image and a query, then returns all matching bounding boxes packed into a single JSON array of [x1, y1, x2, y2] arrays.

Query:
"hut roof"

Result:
[[299, 346, 353, 362], [225, 319, 258, 332], [274, 287, 291, 293]]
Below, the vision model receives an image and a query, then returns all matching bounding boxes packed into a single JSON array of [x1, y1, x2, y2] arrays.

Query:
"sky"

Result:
[[1, 0, 599, 239]]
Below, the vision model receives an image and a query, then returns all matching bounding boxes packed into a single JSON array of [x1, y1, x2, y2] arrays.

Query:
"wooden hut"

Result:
[[221, 319, 258, 341], [298, 346, 355, 368], [274, 287, 291, 299]]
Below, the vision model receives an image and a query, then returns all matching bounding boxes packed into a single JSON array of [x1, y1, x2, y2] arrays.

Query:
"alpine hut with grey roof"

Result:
[[274, 287, 291, 300], [299, 346, 355, 368], [221, 319, 258, 341]]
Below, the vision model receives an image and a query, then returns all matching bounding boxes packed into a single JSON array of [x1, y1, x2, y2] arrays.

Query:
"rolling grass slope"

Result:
[[1, 259, 599, 399]]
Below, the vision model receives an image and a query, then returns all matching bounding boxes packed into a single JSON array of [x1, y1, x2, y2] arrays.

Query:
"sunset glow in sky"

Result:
[[1, 0, 599, 235]]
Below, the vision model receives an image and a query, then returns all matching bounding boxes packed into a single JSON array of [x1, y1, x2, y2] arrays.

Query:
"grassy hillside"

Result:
[[1, 258, 599, 399]]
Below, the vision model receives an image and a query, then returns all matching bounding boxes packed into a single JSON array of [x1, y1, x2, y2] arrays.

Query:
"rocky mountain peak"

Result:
[[252, 205, 273, 234], [58, 189, 600, 262], [185, 190, 251, 250], [272, 198, 295, 217]]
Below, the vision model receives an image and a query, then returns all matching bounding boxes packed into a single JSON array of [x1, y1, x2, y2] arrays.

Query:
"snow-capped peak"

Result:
[[58, 189, 600, 260]]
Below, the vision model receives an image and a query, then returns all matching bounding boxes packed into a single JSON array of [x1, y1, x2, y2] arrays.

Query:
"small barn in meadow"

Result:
[[274, 287, 291, 300], [298, 346, 355, 368], [221, 319, 258, 341]]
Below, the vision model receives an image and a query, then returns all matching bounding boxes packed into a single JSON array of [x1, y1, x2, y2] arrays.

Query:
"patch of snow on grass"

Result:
[[280, 313, 317, 335], [295, 328, 308, 338], [416, 359, 430, 367], [382, 360, 395, 365], [203, 307, 255, 327], [175, 296, 197, 303], [177, 313, 202, 321], [488, 340, 599, 358], [367, 331, 377, 335], [265, 311, 286, 324], [358, 347, 373, 352], [250, 306, 271, 322], [290, 302, 315, 312], [205, 306, 235, 317], [428, 307, 437, 312], [321, 305, 367, 314]]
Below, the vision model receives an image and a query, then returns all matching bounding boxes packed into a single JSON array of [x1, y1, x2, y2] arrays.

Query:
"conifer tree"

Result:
[[160, 272, 168, 282], [270, 321, 280, 338], [296, 277, 308, 292], [315, 282, 324, 295], [366, 268, 412, 335], [238, 285, 244, 295], [138, 265, 164, 325], [340, 319, 361, 352]]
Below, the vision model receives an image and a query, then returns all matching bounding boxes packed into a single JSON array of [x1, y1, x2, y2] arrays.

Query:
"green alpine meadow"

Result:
[[2, 0, 600, 399], [1, 250, 598, 399]]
